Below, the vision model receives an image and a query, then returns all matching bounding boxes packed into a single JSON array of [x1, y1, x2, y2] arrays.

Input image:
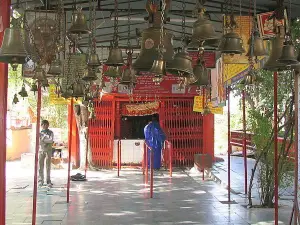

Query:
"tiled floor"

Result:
[[5, 161, 293, 225]]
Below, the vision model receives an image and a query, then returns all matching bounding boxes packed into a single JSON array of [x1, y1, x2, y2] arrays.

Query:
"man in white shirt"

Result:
[[38, 120, 54, 187]]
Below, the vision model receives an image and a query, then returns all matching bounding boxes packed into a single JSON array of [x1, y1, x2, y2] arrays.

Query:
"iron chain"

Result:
[[127, 0, 131, 47], [113, 0, 119, 46], [159, 0, 166, 59], [181, 0, 186, 46]]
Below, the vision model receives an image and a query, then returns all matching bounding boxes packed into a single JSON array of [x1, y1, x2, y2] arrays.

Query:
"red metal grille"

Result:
[[160, 98, 203, 167], [89, 99, 115, 168]]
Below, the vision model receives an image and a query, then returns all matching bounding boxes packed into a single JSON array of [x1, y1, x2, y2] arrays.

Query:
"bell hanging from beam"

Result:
[[263, 26, 286, 71], [277, 33, 300, 67], [167, 49, 194, 77], [218, 31, 245, 55], [68, 7, 90, 35], [133, 27, 174, 73], [42, 78, 50, 88], [82, 68, 98, 81], [0, 27, 27, 70], [18, 84, 28, 98], [61, 88, 72, 99], [87, 53, 101, 68], [48, 59, 62, 76], [105, 47, 124, 67], [120, 68, 133, 85], [246, 30, 267, 58], [191, 9, 219, 43], [150, 57, 166, 77], [72, 82, 85, 98], [33, 65, 47, 81], [190, 59, 210, 87], [12, 94, 19, 104]]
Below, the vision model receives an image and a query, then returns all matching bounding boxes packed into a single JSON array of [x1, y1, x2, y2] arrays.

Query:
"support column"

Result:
[[0, 0, 11, 224]]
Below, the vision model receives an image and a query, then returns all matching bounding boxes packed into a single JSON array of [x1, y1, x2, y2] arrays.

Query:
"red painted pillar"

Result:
[[0, 1, 11, 224], [68, 103, 79, 168], [203, 114, 215, 159], [67, 98, 74, 203]]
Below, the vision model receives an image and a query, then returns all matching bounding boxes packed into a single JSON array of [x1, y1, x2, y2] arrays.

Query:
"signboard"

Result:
[[257, 11, 285, 38], [223, 16, 252, 64], [193, 96, 223, 114], [49, 85, 68, 105]]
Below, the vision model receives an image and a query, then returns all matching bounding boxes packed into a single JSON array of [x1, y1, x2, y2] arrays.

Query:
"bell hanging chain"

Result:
[[158, 0, 166, 59], [181, 0, 186, 47], [113, 0, 119, 47], [127, 0, 131, 48], [91, 0, 97, 54]]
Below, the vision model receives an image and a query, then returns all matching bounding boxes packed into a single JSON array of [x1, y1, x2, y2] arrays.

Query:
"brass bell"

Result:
[[72, 82, 85, 98], [120, 68, 133, 84], [0, 28, 27, 68], [12, 94, 19, 104], [218, 31, 245, 55], [277, 42, 300, 66], [82, 68, 98, 81], [167, 50, 194, 77], [191, 9, 219, 43], [104, 66, 122, 78], [150, 58, 166, 76], [246, 30, 267, 57], [18, 85, 28, 98], [30, 83, 38, 93], [190, 60, 210, 87], [48, 59, 62, 76], [105, 48, 124, 66], [263, 26, 286, 71], [68, 7, 90, 35], [87, 53, 101, 68], [33, 65, 47, 81], [133, 27, 174, 72]]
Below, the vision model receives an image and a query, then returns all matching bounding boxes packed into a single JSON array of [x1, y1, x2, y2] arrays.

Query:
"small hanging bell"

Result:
[[48, 59, 62, 76], [167, 50, 194, 77], [33, 65, 47, 81], [0, 27, 27, 68], [87, 53, 101, 68], [190, 60, 210, 87], [42, 78, 49, 88], [105, 47, 124, 66], [150, 58, 166, 77], [218, 31, 245, 55], [104, 66, 122, 78], [68, 7, 90, 35], [82, 69, 98, 81], [277, 36, 300, 66], [191, 9, 219, 43], [72, 82, 85, 98], [18, 85, 28, 98], [246, 30, 267, 58], [12, 94, 19, 104], [120, 68, 135, 85], [30, 83, 38, 93]]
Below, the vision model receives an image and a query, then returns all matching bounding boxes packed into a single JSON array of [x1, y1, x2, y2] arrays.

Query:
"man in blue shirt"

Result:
[[144, 114, 166, 170], [39, 120, 54, 187]]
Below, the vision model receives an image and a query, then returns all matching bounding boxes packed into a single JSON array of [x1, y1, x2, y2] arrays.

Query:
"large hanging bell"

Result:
[[246, 30, 267, 57], [48, 59, 62, 76], [218, 31, 245, 55], [167, 50, 194, 77], [18, 85, 28, 98], [0, 28, 27, 67], [72, 82, 85, 98], [133, 27, 174, 72], [104, 66, 122, 78], [191, 10, 219, 43], [150, 58, 166, 76], [68, 7, 90, 35], [190, 61, 210, 87], [120, 68, 134, 84], [105, 47, 124, 66], [87, 53, 101, 67], [277, 42, 300, 66], [263, 26, 286, 71], [12, 94, 19, 104], [82, 68, 98, 81], [33, 65, 47, 81]]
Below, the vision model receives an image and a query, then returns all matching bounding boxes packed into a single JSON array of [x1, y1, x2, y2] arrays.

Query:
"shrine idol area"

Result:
[[0, 0, 300, 224]]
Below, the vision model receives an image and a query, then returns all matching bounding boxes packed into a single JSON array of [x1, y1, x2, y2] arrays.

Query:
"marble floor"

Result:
[[5, 161, 294, 225]]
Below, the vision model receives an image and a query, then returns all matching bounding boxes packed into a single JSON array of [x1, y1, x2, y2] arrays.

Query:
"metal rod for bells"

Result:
[[227, 87, 231, 202], [67, 98, 74, 204], [274, 72, 279, 225], [32, 84, 42, 225], [242, 90, 248, 195], [150, 149, 154, 198]]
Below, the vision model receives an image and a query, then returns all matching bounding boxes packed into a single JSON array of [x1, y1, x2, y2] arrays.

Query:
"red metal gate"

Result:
[[89, 99, 115, 168], [160, 98, 203, 167]]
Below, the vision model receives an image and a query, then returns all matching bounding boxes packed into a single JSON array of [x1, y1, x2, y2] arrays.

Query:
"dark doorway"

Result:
[[120, 114, 159, 139]]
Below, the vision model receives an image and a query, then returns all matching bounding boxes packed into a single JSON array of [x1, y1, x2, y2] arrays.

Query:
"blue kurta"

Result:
[[144, 121, 166, 169]]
